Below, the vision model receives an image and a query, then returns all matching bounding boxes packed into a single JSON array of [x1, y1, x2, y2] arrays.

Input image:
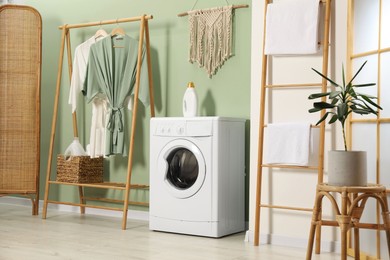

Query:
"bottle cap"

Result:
[[187, 82, 195, 88]]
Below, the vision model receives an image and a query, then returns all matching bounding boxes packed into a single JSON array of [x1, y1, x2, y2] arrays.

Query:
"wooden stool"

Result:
[[306, 183, 390, 260]]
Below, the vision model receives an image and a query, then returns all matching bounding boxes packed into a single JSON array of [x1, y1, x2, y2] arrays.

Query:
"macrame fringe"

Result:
[[188, 5, 233, 78]]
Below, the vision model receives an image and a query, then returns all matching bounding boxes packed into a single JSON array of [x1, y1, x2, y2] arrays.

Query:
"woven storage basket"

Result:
[[56, 155, 103, 183]]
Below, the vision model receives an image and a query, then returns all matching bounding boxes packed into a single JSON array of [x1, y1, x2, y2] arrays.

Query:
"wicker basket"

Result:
[[56, 155, 103, 183]]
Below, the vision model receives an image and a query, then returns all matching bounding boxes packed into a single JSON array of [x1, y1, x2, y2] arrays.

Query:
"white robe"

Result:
[[69, 36, 98, 112], [68, 35, 108, 158]]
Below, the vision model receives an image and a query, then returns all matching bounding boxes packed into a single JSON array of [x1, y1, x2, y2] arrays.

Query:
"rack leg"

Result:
[[42, 27, 68, 220], [33, 197, 39, 216], [42, 186, 50, 219], [78, 187, 86, 214]]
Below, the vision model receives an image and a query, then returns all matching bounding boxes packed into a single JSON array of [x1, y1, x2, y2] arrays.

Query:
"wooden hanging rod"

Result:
[[58, 15, 153, 30], [177, 4, 249, 17]]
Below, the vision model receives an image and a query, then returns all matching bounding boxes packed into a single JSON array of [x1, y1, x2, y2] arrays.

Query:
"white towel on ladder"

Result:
[[264, 0, 320, 55], [264, 122, 311, 166]]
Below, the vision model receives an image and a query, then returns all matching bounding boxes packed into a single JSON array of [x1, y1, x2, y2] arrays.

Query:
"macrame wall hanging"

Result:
[[178, 1, 249, 78]]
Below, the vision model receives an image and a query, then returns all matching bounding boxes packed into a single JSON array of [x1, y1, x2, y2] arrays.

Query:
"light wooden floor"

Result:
[[0, 203, 347, 260]]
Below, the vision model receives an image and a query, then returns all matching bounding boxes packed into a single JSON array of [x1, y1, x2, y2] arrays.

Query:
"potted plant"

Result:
[[308, 60, 382, 186]]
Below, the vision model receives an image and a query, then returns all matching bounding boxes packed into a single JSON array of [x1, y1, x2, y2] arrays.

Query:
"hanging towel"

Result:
[[264, 122, 311, 166], [264, 0, 320, 55]]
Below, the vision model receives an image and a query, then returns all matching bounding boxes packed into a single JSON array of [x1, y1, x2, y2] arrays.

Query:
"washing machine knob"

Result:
[[177, 126, 184, 135]]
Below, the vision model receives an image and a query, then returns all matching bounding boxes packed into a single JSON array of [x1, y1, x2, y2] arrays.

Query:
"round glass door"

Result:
[[157, 139, 206, 199], [166, 148, 199, 189]]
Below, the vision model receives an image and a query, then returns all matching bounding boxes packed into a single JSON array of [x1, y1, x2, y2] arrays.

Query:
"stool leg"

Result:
[[379, 193, 390, 257], [341, 228, 347, 260], [306, 195, 322, 260], [353, 225, 360, 260], [338, 191, 351, 260], [351, 206, 364, 260], [315, 211, 322, 254], [336, 215, 351, 260], [381, 210, 390, 256]]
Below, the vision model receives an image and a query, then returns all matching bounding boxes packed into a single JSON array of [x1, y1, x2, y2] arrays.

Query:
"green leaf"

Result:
[[337, 103, 347, 120], [331, 98, 339, 105], [342, 64, 346, 88], [349, 88, 358, 99], [345, 82, 352, 93], [329, 114, 338, 124], [308, 92, 331, 99], [356, 92, 377, 99], [361, 95, 383, 110], [350, 101, 374, 113], [353, 83, 376, 88], [315, 112, 331, 125], [360, 101, 376, 114], [314, 102, 335, 109], [347, 60, 368, 86], [312, 68, 340, 87], [329, 91, 341, 99], [351, 108, 371, 115], [309, 107, 321, 113]]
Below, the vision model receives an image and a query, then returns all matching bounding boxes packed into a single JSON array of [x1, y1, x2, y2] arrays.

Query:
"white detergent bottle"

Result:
[[183, 82, 198, 117]]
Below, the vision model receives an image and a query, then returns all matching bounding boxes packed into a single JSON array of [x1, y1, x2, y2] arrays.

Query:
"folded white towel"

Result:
[[264, 0, 320, 55], [264, 122, 311, 166]]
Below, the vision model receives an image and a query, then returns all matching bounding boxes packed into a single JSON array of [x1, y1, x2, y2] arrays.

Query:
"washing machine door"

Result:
[[158, 139, 206, 199]]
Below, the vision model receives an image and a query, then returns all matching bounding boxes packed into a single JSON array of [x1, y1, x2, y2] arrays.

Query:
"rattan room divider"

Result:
[[0, 5, 42, 215], [346, 0, 390, 258], [41, 15, 155, 230]]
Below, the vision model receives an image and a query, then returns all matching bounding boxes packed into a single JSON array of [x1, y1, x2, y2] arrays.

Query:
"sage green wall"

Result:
[[27, 0, 251, 214]]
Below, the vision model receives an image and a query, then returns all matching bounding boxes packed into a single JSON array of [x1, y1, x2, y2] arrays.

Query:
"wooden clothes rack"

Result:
[[253, 0, 332, 248], [42, 15, 155, 230]]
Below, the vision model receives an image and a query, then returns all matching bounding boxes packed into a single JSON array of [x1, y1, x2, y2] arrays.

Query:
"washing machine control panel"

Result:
[[153, 119, 213, 137], [155, 123, 186, 136]]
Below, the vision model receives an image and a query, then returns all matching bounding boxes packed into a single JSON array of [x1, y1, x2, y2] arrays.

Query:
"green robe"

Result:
[[83, 35, 149, 156]]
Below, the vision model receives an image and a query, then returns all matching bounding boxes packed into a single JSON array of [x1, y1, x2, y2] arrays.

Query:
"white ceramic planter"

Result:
[[328, 150, 367, 186]]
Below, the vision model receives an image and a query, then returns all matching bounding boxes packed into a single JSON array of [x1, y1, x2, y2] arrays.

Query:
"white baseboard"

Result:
[[244, 230, 341, 253], [0, 196, 149, 222]]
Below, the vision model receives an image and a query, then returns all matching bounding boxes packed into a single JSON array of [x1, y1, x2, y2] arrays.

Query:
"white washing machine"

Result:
[[149, 116, 245, 237]]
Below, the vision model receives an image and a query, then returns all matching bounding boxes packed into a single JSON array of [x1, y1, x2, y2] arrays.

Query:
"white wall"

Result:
[[248, 0, 348, 249]]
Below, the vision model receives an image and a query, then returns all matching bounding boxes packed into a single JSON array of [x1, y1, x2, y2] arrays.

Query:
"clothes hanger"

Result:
[[110, 19, 126, 48], [95, 21, 108, 40], [110, 19, 126, 37]]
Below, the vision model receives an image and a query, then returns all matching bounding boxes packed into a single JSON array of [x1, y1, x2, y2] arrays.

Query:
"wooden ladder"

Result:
[[253, 0, 332, 249]]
